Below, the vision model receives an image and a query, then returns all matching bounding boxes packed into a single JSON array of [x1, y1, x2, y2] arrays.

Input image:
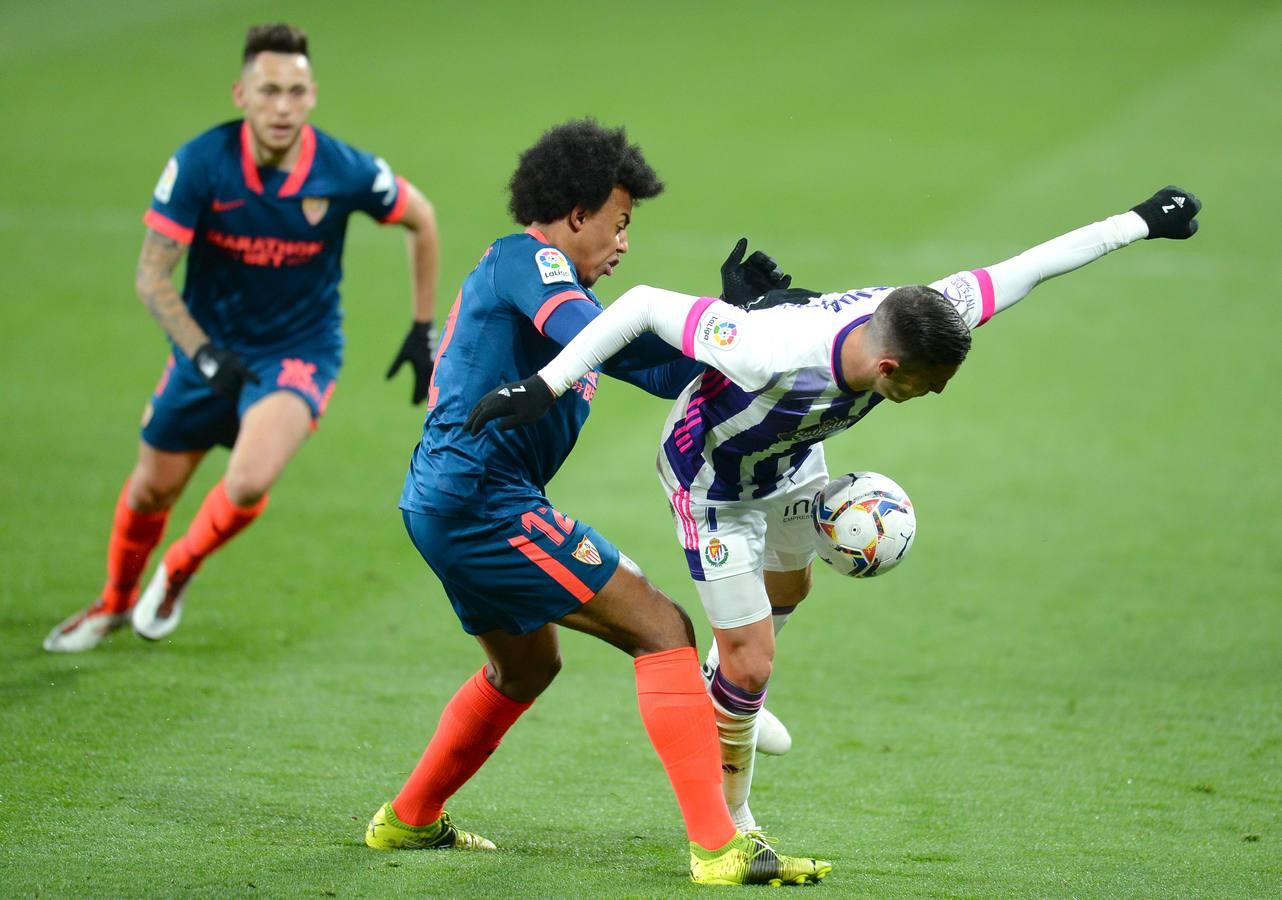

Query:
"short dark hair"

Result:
[[243, 23, 309, 65], [508, 119, 664, 225], [869, 285, 972, 370]]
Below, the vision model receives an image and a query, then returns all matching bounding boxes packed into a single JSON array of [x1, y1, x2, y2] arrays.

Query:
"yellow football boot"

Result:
[[364, 802, 495, 851], [690, 831, 831, 886]]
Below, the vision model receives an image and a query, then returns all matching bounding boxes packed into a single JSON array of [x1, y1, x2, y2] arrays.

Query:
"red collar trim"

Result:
[[239, 122, 316, 198], [279, 125, 316, 197], [239, 121, 264, 194], [524, 226, 550, 243]]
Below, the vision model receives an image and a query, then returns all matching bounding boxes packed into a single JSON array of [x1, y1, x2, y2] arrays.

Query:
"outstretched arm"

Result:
[[932, 186, 1202, 329], [463, 287, 777, 433]]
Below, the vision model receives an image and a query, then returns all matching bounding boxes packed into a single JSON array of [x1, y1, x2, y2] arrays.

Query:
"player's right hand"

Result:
[[720, 238, 792, 307], [1130, 186, 1201, 239], [464, 374, 556, 435], [192, 344, 260, 400]]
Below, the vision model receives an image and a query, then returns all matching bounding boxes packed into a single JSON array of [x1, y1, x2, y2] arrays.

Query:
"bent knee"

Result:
[[715, 645, 774, 693], [127, 471, 184, 512], [490, 654, 561, 702], [222, 471, 271, 507]]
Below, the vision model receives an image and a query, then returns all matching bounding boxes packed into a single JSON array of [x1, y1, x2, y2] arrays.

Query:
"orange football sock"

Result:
[[635, 646, 738, 851], [393, 667, 532, 826], [100, 480, 170, 614], [162, 479, 268, 578]]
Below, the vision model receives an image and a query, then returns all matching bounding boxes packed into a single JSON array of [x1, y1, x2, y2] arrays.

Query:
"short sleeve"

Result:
[[143, 145, 208, 244], [492, 241, 595, 335], [349, 150, 409, 224], [679, 299, 776, 391]]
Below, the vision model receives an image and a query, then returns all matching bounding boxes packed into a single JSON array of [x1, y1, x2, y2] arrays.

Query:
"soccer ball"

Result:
[[811, 472, 916, 577]]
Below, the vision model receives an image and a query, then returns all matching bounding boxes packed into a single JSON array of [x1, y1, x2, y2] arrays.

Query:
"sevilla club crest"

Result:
[[302, 197, 329, 226], [571, 536, 602, 565]]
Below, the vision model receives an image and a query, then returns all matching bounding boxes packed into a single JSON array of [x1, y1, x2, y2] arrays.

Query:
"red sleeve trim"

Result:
[[379, 175, 410, 224], [533, 290, 590, 334], [143, 209, 194, 245]]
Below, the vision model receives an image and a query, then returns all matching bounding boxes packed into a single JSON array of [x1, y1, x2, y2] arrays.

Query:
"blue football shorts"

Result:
[[141, 346, 341, 451], [401, 503, 622, 636]]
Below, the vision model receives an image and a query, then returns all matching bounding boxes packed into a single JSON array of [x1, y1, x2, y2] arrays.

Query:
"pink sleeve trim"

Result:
[[143, 209, 194, 245], [972, 268, 995, 326], [681, 297, 719, 357], [379, 175, 410, 224], [533, 290, 589, 334]]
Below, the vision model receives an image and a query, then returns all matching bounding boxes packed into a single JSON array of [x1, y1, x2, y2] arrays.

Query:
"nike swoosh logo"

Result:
[[212, 199, 245, 212]]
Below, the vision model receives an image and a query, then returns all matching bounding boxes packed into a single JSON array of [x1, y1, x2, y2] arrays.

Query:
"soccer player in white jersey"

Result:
[[465, 186, 1202, 831]]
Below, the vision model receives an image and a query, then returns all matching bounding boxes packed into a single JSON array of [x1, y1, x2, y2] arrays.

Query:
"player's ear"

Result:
[[232, 79, 246, 109], [876, 358, 900, 379], [567, 205, 590, 234]]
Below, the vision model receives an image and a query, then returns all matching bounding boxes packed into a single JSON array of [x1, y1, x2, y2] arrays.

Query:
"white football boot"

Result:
[[43, 601, 129, 652], [131, 562, 192, 641], [754, 705, 793, 756]]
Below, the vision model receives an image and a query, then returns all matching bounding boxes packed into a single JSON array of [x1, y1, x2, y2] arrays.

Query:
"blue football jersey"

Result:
[[144, 120, 407, 354], [400, 229, 609, 517]]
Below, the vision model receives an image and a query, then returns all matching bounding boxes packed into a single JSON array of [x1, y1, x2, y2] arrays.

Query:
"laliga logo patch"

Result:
[[571, 536, 602, 565], [153, 157, 178, 204], [703, 537, 729, 567], [698, 316, 740, 350], [302, 197, 329, 226], [535, 248, 573, 284]]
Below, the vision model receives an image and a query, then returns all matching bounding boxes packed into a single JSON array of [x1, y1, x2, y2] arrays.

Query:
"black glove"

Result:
[[464, 374, 556, 435], [385, 320, 436, 404], [746, 286, 823, 312], [192, 343, 259, 400], [720, 238, 792, 307], [1130, 185, 1202, 240]]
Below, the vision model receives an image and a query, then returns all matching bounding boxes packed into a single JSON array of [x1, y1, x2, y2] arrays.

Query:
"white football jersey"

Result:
[[659, 270, 989, 501]]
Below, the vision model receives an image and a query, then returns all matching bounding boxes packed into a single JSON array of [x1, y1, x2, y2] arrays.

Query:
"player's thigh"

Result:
[[129, 441, 207, 512], [224, 391, 313, 503], [402, 505, 621, 639], [474, 625, 562, 703], [761, 448, 827, 605], [557, 554, 695, 657], [701, 571, 776, 690]]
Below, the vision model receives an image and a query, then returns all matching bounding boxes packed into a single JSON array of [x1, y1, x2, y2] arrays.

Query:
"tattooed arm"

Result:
[[135, 228, 207, 356]]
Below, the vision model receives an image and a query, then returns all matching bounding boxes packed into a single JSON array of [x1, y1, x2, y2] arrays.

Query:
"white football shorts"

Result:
[[657, 444, 827, 629]]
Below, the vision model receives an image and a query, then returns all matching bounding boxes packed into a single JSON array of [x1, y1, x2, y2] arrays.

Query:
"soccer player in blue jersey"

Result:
[[43, 23, 440, 652], [362, 120, 829, 886]]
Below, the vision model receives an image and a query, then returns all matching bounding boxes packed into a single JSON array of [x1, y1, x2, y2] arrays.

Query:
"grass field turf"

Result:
[[2, 1, 1280, 896]]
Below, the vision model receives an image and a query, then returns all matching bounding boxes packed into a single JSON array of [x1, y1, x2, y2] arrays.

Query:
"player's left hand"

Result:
[[1130, 186, 1202, 240], [386, 320, 435, 404], [720, 238, 792, 307], [464, 374, 556, 435]]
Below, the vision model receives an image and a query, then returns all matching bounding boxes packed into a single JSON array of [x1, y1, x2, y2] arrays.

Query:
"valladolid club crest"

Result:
[[703, 538, 729, 567]]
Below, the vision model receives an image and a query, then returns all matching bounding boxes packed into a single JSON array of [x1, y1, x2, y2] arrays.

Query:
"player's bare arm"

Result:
[[397, 180, 439, 325], [384, 179, 440, 404], [135, 227, 207, 356]]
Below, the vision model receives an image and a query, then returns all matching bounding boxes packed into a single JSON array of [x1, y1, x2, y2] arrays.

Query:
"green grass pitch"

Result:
[[2, 1, 1280, 896]]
